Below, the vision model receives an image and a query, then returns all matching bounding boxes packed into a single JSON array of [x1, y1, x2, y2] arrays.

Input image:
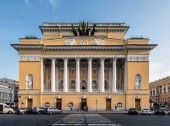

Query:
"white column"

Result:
[[112, 58, 117, 92], [124, 58, 127, 92], [51, 58, 56, 92], [41, 58, 44, 92], [76, 58, 80, 92], [55, 60, 58, 91], [63, 58, 68, 92], [88, 58, 92, 92], [100, 58, 105, 92]]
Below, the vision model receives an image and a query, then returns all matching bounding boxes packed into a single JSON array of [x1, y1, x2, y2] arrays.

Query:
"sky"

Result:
[[0, 0, 170, 82]]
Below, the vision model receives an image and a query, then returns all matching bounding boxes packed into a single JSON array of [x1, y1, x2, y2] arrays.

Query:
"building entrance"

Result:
[[27, 99, 32, 108], [106, 98, 111, 110], [81, 98, 87, 110], [56, 98, 62, 110], [135, 99, 141, 110]]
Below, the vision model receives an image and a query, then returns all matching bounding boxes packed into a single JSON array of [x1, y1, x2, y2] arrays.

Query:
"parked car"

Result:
[[43, 107, 62, 114], [128, 108, 138, 115], [0, 103, 14, 114], [16, 107, 32, 115], [154, 108, 165, 115], [142, 108, 152, 115], [32, 107, 45, 114]]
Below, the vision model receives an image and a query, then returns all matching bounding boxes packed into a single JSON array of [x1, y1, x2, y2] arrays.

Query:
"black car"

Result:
[[128, 108, 138, 115], [16, 107, 32, 115], [154, 108, 165, 115]]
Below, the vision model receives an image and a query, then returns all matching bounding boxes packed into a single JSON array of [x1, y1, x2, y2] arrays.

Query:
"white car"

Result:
[[142, 108, 152, 115]]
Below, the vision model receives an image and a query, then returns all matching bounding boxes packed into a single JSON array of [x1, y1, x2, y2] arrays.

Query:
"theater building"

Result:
[[11, 22, 157, 111]]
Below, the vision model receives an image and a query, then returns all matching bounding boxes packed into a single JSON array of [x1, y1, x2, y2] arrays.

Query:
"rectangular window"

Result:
[[93, 70, 97, 75], [71, 69, 75, 74], [81, 69, 86, 75], [60, 70, 64, 75]]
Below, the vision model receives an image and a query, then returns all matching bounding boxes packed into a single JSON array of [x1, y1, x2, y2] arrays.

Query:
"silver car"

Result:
[[142, 108, 152, 115], [44, 107, 62, 114]]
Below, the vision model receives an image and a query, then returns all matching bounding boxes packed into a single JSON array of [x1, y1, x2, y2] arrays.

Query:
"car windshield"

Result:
[[33, 107, 38, 109], [129, 108, 136, 110]]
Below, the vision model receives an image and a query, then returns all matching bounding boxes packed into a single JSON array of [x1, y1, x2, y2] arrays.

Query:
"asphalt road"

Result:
[[0, 113, 170, 126]]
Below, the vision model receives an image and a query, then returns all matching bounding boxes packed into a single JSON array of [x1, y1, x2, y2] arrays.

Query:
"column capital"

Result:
[[113, 57, 118, 61], [63, 57, 68, 61], [88, 57, 93, 62], [76, 57, 81, 62], [100, 57, 105, 61]]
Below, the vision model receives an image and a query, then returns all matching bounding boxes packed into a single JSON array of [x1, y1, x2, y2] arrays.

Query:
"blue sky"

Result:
[[0, 0, 170, 82]]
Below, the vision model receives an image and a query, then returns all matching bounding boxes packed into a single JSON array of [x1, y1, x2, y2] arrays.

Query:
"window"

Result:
[[93, 70, 97, 75], [59, 80, 63, 89], [164, 87, 166, 93], [81, 69, 86, 75], [92, 80, 98, 89], [104, 70, 107, 74], [70, 80, 75, 89], [26, 74, 33, 89], [60, 70, 64, 75], [105, 80, 109, 90], [168, 86, 170, 92], [70, 69, 75, 75]]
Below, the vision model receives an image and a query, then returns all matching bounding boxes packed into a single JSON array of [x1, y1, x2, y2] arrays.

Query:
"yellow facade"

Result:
[[12, 22, 157, 111]]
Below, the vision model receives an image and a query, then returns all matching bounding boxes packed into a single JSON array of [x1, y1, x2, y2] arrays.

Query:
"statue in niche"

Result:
[[135, 74, 141, 89], [27, 74, 33, 89]]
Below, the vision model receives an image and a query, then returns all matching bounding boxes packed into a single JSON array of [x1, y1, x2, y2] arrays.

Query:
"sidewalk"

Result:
[[62, 110, 130, 114]]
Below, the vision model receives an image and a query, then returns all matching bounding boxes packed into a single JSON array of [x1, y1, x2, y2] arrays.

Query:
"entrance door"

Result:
[[56, 98, 62, 110], [81, 98, 87, 110], [27, 99, 32, 108], [106, 99, 111, 110], [135, 99, 141, 110]]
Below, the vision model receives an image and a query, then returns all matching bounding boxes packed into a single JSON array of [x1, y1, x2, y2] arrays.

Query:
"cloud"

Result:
[[150, 62, 170, 82], [48, 0, 60, 11]]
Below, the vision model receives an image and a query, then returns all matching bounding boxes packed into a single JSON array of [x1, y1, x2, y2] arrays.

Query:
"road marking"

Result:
[[52, 114, 121, 126]]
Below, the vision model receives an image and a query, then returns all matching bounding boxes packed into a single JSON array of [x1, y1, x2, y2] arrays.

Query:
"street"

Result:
[[0, 113, 170, 126]]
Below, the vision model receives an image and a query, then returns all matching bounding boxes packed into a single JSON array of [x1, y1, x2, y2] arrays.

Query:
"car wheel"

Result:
[[49, 111, 53, 115], [38, 111, 40, 114]]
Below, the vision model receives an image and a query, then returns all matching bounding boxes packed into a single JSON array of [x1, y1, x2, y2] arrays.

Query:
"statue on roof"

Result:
[[71, 21, 96, 36]]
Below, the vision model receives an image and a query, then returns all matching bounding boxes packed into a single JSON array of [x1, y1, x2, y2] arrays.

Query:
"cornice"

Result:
[[11, 44, 157, 52]]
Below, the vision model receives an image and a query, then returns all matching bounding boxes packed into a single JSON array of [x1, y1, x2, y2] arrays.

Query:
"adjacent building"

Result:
[[0, 78, 19, 106], [150, 76, 170, 108], [11, 22, 157, 111]]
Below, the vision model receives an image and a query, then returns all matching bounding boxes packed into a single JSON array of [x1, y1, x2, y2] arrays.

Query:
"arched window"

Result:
[[26, 74, 33, 89], [59, 80, 63, 89], [135, 74, 142, 89], [81, 80, 87, 90], [70, 80, 75, 89], [92, 80, 98, 89], [105, 80, 109, 90]]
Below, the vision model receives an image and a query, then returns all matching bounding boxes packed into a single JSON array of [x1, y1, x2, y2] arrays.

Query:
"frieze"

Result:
[[127, 55, 149, 62], [64, 38, 76, 45], [19, 55, 41, 61]]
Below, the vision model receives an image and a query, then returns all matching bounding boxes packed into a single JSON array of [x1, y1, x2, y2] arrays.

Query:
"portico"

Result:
[[42, 56, 125, 93]]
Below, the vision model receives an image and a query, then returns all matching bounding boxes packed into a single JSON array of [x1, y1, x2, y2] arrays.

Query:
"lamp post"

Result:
[[96, 99, 97, 112]]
